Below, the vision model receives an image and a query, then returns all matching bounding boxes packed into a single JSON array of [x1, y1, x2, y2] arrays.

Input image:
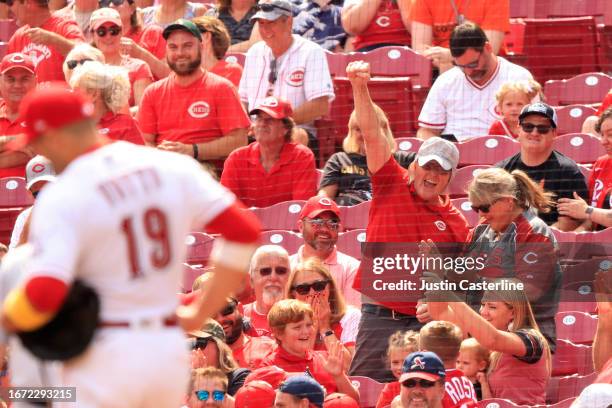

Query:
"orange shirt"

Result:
[[211, 59, 243, 88], [8, 15, 84, 84], [410, 0, 509, 48]]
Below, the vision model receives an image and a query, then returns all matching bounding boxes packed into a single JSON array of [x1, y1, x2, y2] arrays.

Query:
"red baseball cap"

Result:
[[249, 96, 293, 119], [244, 366, 288, 389], [299, 196, 341, 220], [323, 393, 360, 408], [9, 84, 94, 150], [1, 53, 35, 75], [234, 381, 276, 408]]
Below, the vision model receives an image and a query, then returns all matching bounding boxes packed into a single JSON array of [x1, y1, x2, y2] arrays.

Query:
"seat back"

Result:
[[457, 136, 520, 166], [552, 339, 594, 377], [555, 105, 597, 135], [260, 230, 303, 254], [395, 137, 423, 153], [349, 376, 385, 408], [451, 197, 480, 227], [448, 165, 492, 198], [185, 232, 216, 266], [337, 229, 366, 260], [0, 177, 33, 208], [339, 200, 371, 230], [250, 200, 306, 231], [544, 72, 612, 106], [555, 311, 597, 344], [552, 133, 605, 164]]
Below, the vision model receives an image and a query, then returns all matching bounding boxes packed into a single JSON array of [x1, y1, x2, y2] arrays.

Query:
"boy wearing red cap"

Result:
[[221, 96, 318, 207]]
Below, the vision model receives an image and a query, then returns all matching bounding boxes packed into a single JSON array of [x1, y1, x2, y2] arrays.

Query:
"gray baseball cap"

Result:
[[25, 155, 56, 190], [250, 0, 293, 22], [416, 137, 460, 172], [519, 102, 558, 128]]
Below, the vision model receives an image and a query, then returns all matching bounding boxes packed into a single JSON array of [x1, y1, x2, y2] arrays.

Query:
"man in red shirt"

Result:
[[138, 19, 250, 174], [0, 53, 36, 178], [220, 97, 317, 207], [8, 0, 84, 84], [345, 60, 469, 382], [395, 352, 447, 408]]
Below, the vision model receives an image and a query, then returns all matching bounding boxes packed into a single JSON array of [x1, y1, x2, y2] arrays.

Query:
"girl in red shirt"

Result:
[[375, 330, 419, 408], [489, 79, 541, 139]]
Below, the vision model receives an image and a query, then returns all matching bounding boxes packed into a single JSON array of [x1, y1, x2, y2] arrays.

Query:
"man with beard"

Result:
[[213, 297, 276, 369], [243, 245, 291, 336], [290, 195, 361, 307], [138, 19, 250, 174], [417, 22, 533, 142]]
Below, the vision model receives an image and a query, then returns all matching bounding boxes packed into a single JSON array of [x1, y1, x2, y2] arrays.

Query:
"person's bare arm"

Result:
[[593, 269, 612, 372], [416, 126, 442, 140], [227, 22, 262, 53], [142, 133, 157, 147], [397, 0, 412, 32], [318, 184, 339, 199], [411, 21, 432, 53], [341, 0, 383, 36], [484, 30, 504, 54], [292, 96, 329, 125], [158, 129, 248, 160], [127, 39, 171, 79], [25, 28, 76, 56]]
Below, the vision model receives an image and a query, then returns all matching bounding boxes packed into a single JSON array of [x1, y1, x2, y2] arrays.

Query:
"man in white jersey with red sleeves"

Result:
[[0, 85, 261, 407]]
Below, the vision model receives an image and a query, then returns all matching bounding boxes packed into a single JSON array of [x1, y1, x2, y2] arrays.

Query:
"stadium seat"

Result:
[[260, 230, 303, 254], [337, 229, 366, 260], [555, 311, 598, 345], [224, 53, 246, 67], [0, 177, 33, 208], [185, 232, 215, 266], [250, 200, 306, 231], [574, 228, 612, 258], [0, 42, 6, 60], [477, 399, 522, 408], [456, 136, 520, 166], [325, 50, 349, 77], [552, 133, 605, 164], [0, 19, 18, 42], [339, 200, 371, 230], [555, 105, 597, 135], [349, 376, 385, 408], [0, 207, 21, 246], [448, 165, 492, 198], [509, 0, 536, 19], [537, 0, 606, 22], [544, 72, 612, 106], [395, 137, 423, 153], [535, 398, 577, 408], [546, 372, 597, 404], [182, 263, 207, 292], [552, 339, 594, 377], [558, 258, 608, 313], [504, 19, 526, 55], [451, 197, 480, 227]]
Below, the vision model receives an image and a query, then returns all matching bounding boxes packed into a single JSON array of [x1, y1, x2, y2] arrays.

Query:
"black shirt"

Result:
[[212, 7, 257, 45], [496, 150, 588, 225]]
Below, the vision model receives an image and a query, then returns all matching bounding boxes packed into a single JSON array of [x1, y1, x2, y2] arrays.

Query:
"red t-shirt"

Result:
[[488, 119, 518, 139], [138, 70, 250, 145], [352, 156, 470, 315], [596, 91, 612, 116], [376, 381, 400, 408], [0, 101, 28, 178], [121, 56, 153, 107], [242, 302, 272, 337], [126, 25, 166, 61], [589, 155, 612, 209], [220, 142, 318, 208], [261, 346, 338, 394], [352, 0, 411, 51], [98, 111, 144, 145], [8, 15, 84, 84], [442, 369, 478, 408], [231, 334, 277, 370], [211, 59, 243, 88]]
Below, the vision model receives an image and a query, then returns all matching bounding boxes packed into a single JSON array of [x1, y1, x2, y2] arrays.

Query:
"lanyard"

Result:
[[449, 0, 470, 25]]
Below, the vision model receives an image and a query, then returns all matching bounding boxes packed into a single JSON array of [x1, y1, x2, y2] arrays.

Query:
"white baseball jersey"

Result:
[[9, 206, 31, 249], [25, 141, 235, 323], [418, 57, 533, 141], [239, 35, 335, 133]]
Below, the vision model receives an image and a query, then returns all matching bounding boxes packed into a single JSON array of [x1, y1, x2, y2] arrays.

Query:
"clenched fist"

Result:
[[346, 60, 370, 87]]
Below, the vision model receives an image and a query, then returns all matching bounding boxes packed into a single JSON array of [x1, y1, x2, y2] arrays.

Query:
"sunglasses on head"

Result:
[[95, 26, 121, 37], [98, 0, 128, 6], [257, 3, 291, 13], [259, 266, 288, 277], [520, 123, 553, 134], [195, 390, 226, 402], [292, 280, 329, 296], [219, 302, 237, 316], [402, 379, 437, 388], [305, 218, 340, 230], [190, 337, 210, 350], [66, 58, 93, 70]]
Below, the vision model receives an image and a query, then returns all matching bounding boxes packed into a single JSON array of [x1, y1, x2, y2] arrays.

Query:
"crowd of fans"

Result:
[[0, 0, 611, 407]]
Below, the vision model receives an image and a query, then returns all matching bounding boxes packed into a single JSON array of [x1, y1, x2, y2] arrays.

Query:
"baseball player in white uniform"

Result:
[[0, 85, 261, 407]]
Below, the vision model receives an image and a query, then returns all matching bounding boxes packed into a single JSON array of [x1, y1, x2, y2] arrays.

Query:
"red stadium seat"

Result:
[[546, 372, 597, 404], [477, 399, 522, 408], [536, 398, 577, 408], [185, 232, 215, 266], [555, 311, 597, 345], [544, 72, 612, 106], [224, 53, 246, 67], [555, 105, 597, 135], [0, 42, 7, 60], [451, 197, 480, 227], [504, 19, 526, 55], [448, 165, 492, 198], [574, 228, 612, 258], [552, 133, 605, 164], [0, 177, 33, 208], [339, 200, 371, 230], [537, 0, 606, 22], [349, 376, 385, 408], [456, 136, 520, 166], [0, 19, 18, 42], [552, 339, 594, 377], [260, 230, 303, 254], [395, 137, 423, 153], [558, 258, 609, 312], [510, 0, 536, 19], [337, 229, 366, 260], [182, 263, 208, 292], [0, 207, 22, 246], [250, 200, 306, 232], [325, 50, 349, 77]]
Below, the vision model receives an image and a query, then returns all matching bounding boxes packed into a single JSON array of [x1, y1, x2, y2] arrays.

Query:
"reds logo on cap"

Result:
[[262, 97, 279, 107], [411, 357, 426, 370], [376, 16, 390, 27], [286, 68, 305, 87], [32, 163, 46, 173], [434, 221, 447, 231], [188, 101, 210, 119], [10, 54, 25, 63], [318, 197, 333, 206]]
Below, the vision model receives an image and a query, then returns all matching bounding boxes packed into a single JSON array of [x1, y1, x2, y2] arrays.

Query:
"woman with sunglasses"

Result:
[[186, 366, 234, 408], [285, 258, 360, 364], [427, 278, 552, 405], [141, 0, 207, 28], [63, 43, 105, 83], [89, 8, 153, 112], [262, 299, 360, 402]]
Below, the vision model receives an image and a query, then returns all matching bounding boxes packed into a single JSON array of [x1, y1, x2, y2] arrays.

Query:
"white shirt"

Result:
[[25, 142, 235, 322], [339, 306, 361, 345], [9, 206, 31, 249], [239, 35, 335, 133], [418, 57, 533, 141]]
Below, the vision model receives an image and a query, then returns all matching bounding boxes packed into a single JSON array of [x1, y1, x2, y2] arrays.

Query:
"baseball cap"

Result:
[[518, 102, 558, 128], [299, 196, 341, 220], [323, 393, 359, 408], [89, 7, 122, 30], [245, 366, 288, 389], [190, 318, 226, 342], [1, 53, 35, 75], [279, 375, 325, 408], [399, 351, 446, 383], [249, 96, 293, 119], [9, 84, 94, 150], [416, 137, 459, 172], [250, 0, 293, 22], [25, 155, 56, 190], [163, 18, 202, 41], [234, 381, 276, 408]]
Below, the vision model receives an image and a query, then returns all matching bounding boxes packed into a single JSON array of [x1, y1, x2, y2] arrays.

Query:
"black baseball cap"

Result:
[[163, 18, 202, 41], [279, 375, 325, 408], [518, 102, 558, 128]]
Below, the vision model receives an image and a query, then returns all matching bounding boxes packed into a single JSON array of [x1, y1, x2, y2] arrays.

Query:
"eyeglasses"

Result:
[[470, 198, 502, 214], [195, 390, 226, 402], [304, 218, 340, 230], [95, 26, 122, 37], [219, 302, 237, 316], [452, 52, 482, 69], [268, 58, 277, 85], [520, 123, 553, 134], [402, 379, 437, 388], [190, 337, 210, 350], [292, 280, 329, 295], [259, 266, 288, 277], [98, 0, 127, 6], [257, 3, 292, 13], [66, 58, 93, 70]]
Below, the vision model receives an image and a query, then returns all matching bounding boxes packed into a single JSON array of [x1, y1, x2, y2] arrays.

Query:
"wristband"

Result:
[[585, 206, 594, 219], [192, 144, 199, 160]]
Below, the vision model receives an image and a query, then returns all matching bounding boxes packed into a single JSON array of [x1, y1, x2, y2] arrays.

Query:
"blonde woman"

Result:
[[70, 61, 144, 144], [62, 43, 105, 84], [318, 106, 415, 205]]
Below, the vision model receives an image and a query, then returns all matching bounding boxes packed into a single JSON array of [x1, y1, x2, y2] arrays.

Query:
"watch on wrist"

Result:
[[585, 206, 594, 218]]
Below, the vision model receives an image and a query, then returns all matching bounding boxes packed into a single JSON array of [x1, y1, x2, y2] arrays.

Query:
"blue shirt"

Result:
[[292, 0, 346, 51]]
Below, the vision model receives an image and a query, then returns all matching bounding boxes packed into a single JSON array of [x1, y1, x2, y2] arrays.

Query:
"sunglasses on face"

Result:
[[292, 280, 329, 296], [66, 58, 93, 70], [470, 198, 502, 214], [452, 52, 482, 69], [98, 0, 127, 6], [219, 302, 237, 316], [259, 266, 288, 277], [257, 3, 292, 13], [95, 26, 121, 37], [520, 123, 553, 134], [190, 337, 210, 350], [268, 58, 277, 85], [195, 390, 226, 402], [305, 218, 340, 230], [402, 379, 437, 388]]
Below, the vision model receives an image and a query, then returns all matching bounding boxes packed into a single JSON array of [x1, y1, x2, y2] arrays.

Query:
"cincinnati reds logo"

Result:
[[411, 357, 426, 370], [592, 179, 604, 205], [9, 54, 25, 63], [434, 221, 447, 231], [318, 197, 333, 206], [262, 97, 279, 107], [32, 163, 46, 173], [376, 16, 390, 27], [522, 252, 538, 264], [286, 68, 305, 87], [188, 101, 210, 119]]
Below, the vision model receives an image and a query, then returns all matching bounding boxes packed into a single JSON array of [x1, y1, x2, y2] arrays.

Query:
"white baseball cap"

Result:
[[416, 137, 460, 172], [25, 155, 56, 190]]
